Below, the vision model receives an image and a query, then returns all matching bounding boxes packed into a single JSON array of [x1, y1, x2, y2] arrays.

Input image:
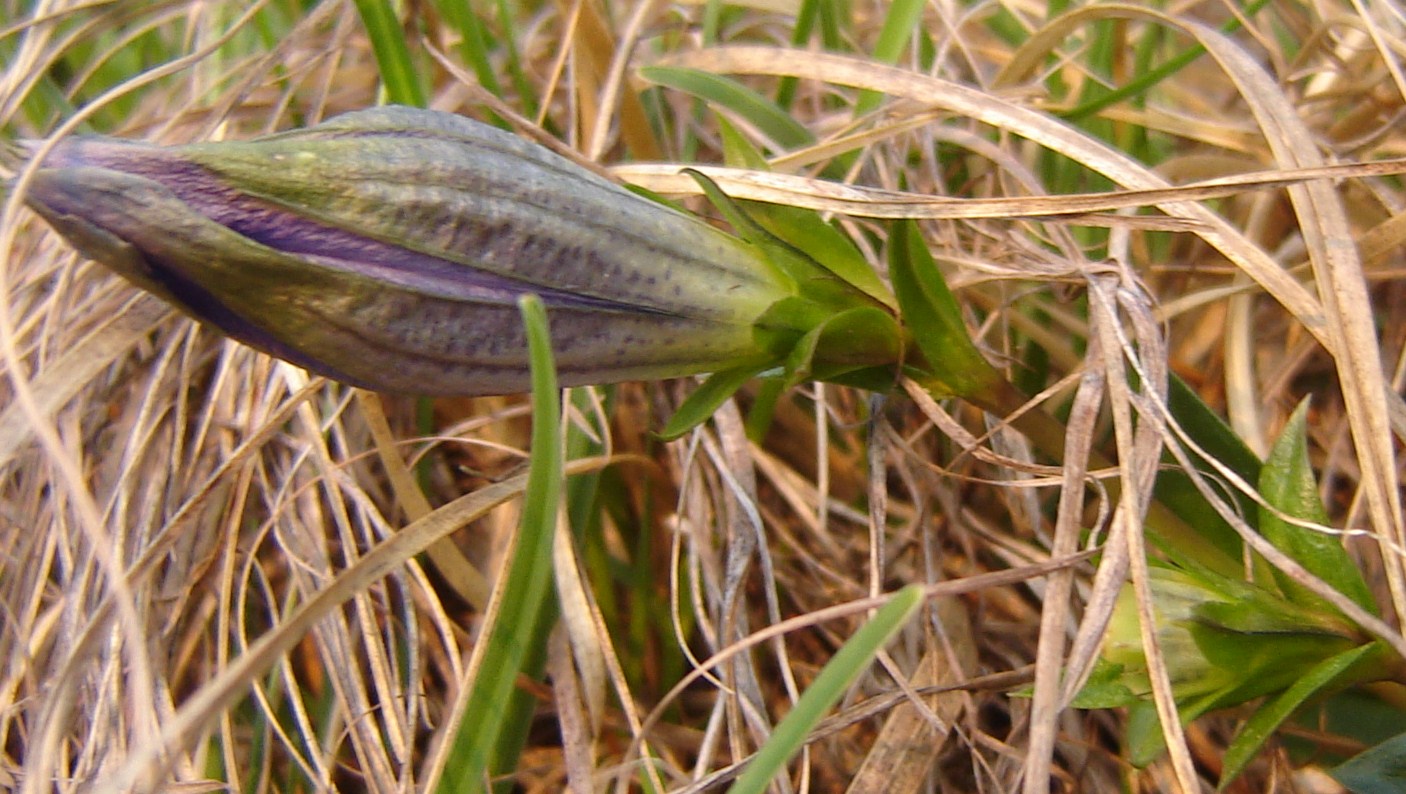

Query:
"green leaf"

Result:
[[1167, 365, 1263, 482], [1222, 642, 1389, 789], [439, 295, 563, 793], [887, 220, 1002, 398], [717, 116, 771, 170], [727, 586, 925, 794], [1126, 700, 1168, 767], [640, 66, 814, 151], [1333, 730, 1406, 793], [659, 364, 770, 441], [743, 377, 787, 442], [1071, 659, 1141, 709], [1185, 618, 1357, 711], [1151, 374, 1264, 569], [1259, 399, 1377, 614]]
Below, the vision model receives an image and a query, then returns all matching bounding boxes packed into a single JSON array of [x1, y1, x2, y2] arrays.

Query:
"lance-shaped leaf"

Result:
[[888, 219, 1004, 399], [1259, 399, 1377, 615], [22, 107, 816, 395]]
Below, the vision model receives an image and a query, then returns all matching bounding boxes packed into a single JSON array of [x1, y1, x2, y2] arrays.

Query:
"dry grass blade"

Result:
[[626, 552, 1094, 785], [1182, 13, 1406, 640], [658, 45, 1332, 356], [357, 389, 491, 607], [844, 600, 976, 794], [615, 158, 1406, 220], [1023, 333, 1107, 791], [1088, 273, 1198, 792], [102, 456, 614, 792], [0, 293, 171, 468]]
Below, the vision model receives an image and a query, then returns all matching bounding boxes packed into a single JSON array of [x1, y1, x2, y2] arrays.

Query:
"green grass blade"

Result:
[[430, 0, 503, 98], [493, 0, 539, 119], [438, 295, 563, 793], [351, 0, 428, 107], [1059, 0, 1271, 121], [727, 585, 924, 794], [774, 0, 822, 108], [854, 0, 925, 115], [640, 65, 814, 151]]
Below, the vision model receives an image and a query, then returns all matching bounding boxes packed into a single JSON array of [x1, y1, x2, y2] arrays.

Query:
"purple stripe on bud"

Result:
[[21, 108, 796, 394]]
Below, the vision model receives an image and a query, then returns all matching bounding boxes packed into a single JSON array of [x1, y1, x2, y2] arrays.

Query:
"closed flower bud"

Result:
[[22, 107, 811, 394]]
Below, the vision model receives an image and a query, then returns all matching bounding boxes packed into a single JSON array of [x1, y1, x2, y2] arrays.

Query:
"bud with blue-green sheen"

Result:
[[21, 107, 900, 396]]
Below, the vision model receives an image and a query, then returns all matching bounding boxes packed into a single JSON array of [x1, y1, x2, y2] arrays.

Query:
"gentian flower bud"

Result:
[[21, 107, 835, 395]]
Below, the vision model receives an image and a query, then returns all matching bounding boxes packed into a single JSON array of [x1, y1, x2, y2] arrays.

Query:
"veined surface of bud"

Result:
[[22, 107, 813, 394]]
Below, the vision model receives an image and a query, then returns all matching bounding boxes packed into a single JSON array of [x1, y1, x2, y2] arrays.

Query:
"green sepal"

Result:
[[806, 306, 904, 386], [888, 219, 1002, 398], [684, 169, 863, 312], [1259, 399, 1377, 615], [658, 363, 771, 441], [1192, 572, 1358, 637], [778, 318, 827, 390], [752, 295, 827, 356], [685, 168, 818, 284], [622, 182, 690, 213], [753, 299, 903, 385], [1127, 632, 1384, 772], [711, 114, 896, 309], [1091, 563, 1377, 770], [744, 200, 897, 310]]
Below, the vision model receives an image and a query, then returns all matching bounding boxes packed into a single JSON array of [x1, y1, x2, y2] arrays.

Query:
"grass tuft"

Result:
[[4, 1, 1406, 792]]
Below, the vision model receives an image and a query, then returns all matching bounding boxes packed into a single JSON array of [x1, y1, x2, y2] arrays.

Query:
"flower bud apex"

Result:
[[22, 107, 802, 394]]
